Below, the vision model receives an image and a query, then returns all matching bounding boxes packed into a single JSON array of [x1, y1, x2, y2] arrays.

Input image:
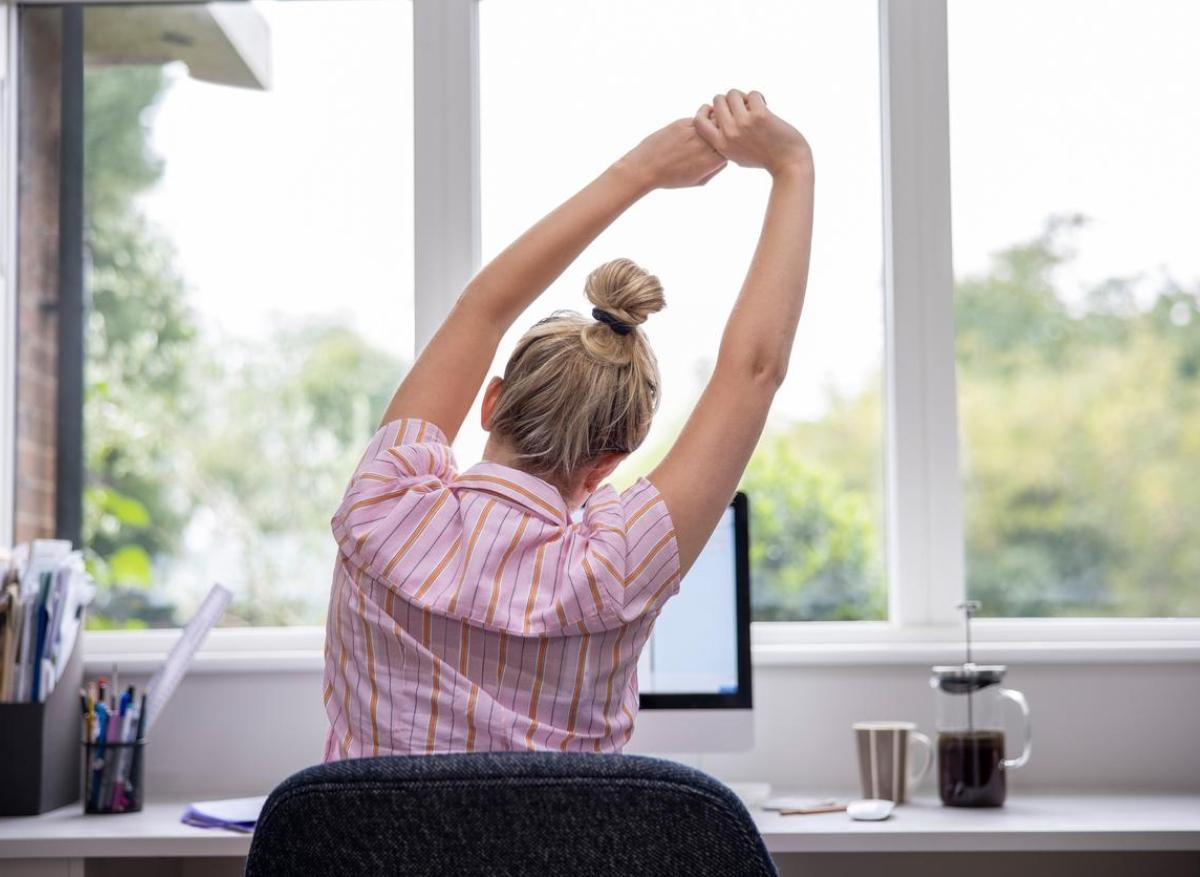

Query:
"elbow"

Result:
[[752, 357, 789, 391], [719, 348, 789, 393]]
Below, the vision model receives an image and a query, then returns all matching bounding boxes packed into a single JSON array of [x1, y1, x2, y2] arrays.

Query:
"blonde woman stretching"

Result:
[[324, 90, 814, 758]]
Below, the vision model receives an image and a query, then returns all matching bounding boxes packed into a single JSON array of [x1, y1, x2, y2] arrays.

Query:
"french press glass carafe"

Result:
[[930, 603, 1031, 807]]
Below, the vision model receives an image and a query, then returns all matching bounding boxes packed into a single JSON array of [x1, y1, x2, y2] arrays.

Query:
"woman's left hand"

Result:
[[619, 119, 728, 190]]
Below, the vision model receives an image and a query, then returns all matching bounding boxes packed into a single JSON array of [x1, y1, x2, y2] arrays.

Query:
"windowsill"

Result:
[[81, 621, 1200, 675]]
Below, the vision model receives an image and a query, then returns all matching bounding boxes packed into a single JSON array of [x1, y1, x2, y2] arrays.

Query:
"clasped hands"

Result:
[[621, 88, 812, 191]]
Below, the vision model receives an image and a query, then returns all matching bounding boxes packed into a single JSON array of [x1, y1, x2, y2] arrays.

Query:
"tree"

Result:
[[740, 426, 885, 621], [956, 218, 1200, 617], [84, 66, 198, 627], [83, 66, 408, 627], [728, 215, 1200, 622]]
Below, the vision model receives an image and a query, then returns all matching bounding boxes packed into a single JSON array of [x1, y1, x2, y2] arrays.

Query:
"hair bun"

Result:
[[584, 258, 666, 331]]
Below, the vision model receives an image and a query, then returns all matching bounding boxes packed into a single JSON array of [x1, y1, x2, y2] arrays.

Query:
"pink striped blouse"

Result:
[[322, 417, 681, 759]]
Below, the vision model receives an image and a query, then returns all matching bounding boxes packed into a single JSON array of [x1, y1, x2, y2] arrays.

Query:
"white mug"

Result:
[[853, 721, 933, 803]]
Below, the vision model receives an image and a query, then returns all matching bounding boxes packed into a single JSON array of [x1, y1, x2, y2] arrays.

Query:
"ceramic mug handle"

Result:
[[1000, 688, 1033, 769], [907, 730, 934, 786]]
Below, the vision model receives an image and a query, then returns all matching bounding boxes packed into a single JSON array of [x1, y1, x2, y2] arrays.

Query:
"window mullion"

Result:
[[412, 0, 480, 351], [879, 0, 964, 627]]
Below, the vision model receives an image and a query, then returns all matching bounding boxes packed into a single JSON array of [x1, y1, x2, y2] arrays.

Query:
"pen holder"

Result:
[[82, 740, 146, 814]]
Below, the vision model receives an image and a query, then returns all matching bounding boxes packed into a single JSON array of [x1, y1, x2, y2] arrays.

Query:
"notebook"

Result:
[[181, 795, 267, 833]]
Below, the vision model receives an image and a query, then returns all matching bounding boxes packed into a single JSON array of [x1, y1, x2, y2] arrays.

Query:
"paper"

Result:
[[181, 795, 267, 833], [0, 542, 95, 703]]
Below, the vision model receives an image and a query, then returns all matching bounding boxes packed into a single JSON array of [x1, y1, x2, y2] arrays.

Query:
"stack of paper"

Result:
[[181, 796, 267, 833], [0, 539, 96, 703]]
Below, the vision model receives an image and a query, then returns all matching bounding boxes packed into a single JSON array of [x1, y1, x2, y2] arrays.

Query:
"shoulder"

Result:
[[332, 418, 461, 558], [562, 477, 681, 624]]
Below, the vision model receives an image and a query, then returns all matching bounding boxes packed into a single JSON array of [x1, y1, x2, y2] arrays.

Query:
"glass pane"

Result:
[[82, 1, 414, 628], [478, 0, 886, 621], [949, 0, 1200, 617]]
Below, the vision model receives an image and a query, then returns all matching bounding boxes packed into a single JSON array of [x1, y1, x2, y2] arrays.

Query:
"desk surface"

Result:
[[755, 793, 1200, 853], [0, 793, 1197, 858]]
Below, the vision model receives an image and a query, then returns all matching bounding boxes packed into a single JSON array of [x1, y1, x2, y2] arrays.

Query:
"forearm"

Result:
[[716, 159, 815, 386], [459, 160, 652, 327], [652, 157, 815, 572]]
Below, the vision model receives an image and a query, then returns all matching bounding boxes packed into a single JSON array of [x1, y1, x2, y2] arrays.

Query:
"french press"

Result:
[[930, 602, 1032, 807]]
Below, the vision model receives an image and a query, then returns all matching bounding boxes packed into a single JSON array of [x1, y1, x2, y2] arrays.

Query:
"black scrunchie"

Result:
[[592, 307, 633, 336]]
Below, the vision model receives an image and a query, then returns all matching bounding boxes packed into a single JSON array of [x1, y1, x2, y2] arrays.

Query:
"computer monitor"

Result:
[[627, 492, 753, 753]]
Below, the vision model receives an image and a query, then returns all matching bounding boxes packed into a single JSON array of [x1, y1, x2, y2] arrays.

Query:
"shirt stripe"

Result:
[[447, 499, 497, 612], [486, 515, 531, 624]]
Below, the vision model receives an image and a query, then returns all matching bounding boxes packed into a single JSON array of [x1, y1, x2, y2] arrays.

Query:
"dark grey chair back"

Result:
[[245, 752, 777, 876]]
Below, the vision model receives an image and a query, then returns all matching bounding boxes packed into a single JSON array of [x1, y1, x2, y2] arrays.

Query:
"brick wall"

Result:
[[13, 10, 62, 543]]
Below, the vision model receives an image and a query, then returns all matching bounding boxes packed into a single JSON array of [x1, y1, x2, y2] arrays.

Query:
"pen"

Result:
[[85, 687, 96, 743], [101, 701, 122, 809], [89, 702, 108, 811], [123, 692, 149, 809], [111, 699, 139, 811], [134, 692, 147, 742], [79, 690, 89, 743]]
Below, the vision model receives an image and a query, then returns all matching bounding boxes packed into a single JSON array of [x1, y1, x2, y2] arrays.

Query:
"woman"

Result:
[[324, 89, 814, 758]]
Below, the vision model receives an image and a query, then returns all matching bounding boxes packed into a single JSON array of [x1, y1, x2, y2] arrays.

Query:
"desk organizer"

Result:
[[0, 641, 83, 815], [83, 739, 146, 814]]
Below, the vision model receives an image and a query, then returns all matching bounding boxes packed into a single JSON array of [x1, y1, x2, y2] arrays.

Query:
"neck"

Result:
[[481, 435, 585, 509], [481, 434, 523, 470]]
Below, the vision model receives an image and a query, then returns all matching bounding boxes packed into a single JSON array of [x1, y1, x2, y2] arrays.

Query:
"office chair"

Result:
[[245, 752, 777, 876]]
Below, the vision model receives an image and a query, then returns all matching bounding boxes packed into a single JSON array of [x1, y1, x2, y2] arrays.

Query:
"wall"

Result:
[[126, 659, 1200, 800], [13, 9, 62, 544]]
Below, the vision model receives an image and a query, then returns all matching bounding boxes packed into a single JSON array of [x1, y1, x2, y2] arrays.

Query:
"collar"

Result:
[[453, 461, 570, 526]]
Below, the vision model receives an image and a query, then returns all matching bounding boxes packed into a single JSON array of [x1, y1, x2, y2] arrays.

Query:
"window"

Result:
[[77, 1, 414, 628], [8, 0, 1195, 651], [476, 0, 888, 622], [948, 0, 1200, 617]]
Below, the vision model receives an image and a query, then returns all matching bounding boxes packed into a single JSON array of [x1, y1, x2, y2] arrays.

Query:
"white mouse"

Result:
[[847, 798, 895, 821]]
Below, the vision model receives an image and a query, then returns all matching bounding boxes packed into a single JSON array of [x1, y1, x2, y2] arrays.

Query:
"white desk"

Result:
[[755, 794, 1200, 853], [0, 793, 1197, 867]]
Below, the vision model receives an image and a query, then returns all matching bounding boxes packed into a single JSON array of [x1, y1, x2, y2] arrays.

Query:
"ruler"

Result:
[[144, 583, 232, 731]]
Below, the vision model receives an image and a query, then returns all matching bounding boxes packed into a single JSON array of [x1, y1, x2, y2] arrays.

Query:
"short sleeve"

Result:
[[572, 477, 681, 625], [331, 418, 457, 577]]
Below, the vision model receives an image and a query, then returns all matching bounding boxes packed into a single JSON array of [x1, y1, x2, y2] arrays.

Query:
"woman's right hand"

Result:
[[695, 89, 811, 177]]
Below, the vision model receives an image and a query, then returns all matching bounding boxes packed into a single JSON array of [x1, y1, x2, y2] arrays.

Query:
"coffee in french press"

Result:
[[930, 602, 1031, 807]]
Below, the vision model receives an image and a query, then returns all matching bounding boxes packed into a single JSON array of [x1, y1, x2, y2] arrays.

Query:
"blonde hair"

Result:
[[489, 258, 665, 489]]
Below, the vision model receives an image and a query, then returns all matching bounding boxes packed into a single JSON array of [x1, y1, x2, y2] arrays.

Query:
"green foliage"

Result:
[[83, 67, 196, 621], [84, 67, 165, 224], [741, 430, 884, 621], [956, 219, 1200, 617], [107, 544, 153, 587], [82, 66, 406, 628], [178, 321, 403, 626]]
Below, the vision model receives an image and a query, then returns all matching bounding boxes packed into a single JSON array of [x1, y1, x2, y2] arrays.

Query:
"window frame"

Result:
[[0, 0, 1195, 670]]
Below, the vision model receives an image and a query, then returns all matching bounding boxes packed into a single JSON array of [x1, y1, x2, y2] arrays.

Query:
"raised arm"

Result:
[[650, 90, 815, 574], [380, 120, 726, 441]]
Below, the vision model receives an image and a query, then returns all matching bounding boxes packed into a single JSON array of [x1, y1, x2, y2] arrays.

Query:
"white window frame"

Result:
[[2, 0, 1195, 672]]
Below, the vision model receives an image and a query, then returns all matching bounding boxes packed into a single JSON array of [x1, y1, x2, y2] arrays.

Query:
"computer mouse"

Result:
[[847, 798, 895, 821]]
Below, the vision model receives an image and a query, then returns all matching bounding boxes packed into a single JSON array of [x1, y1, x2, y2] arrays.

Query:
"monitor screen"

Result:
[[637, 502, 744, 700]]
